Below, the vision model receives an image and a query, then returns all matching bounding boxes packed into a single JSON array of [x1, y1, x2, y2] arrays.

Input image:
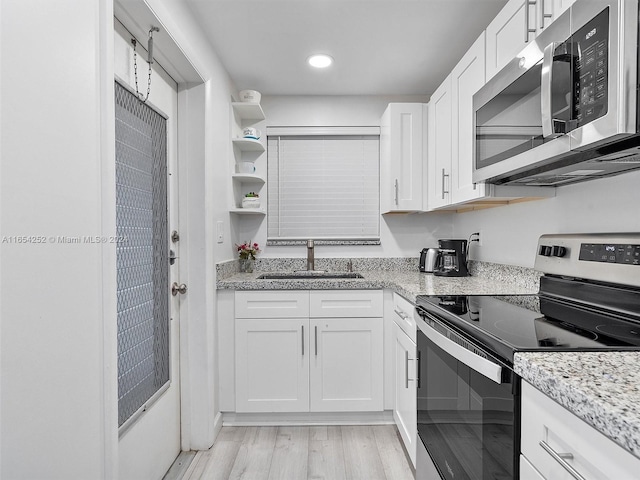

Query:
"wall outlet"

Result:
[[471, 230, 482, 247], [216, 221, 224, 244]]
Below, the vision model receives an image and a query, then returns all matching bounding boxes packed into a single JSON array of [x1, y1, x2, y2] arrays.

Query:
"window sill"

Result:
[[267, 239, 381, 246]]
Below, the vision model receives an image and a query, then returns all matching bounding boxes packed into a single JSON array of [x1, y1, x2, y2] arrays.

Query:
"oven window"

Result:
[[417, 329, 518, 479]]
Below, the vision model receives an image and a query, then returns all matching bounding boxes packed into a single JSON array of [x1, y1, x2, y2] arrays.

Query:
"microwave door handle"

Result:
[[420, 320, 503, 384], [541, 41, 558, 138]]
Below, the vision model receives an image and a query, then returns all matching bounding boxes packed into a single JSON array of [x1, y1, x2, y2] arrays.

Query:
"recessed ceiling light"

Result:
[[307, 54, 333, 68]]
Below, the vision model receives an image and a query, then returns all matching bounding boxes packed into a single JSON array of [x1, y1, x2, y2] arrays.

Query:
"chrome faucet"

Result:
[[306, 239, 314, 271]]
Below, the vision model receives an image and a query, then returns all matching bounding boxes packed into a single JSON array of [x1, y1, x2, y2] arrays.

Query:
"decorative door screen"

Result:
[[114, 81, 170, 428]]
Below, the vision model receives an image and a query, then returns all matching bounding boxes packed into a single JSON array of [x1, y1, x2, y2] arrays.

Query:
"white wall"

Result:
[[240, 95, 453, 259], [1, 1, 239, 477], [453, 170, 640, 268], [1, 1, 117, 478], [263, 95, 427, 126]]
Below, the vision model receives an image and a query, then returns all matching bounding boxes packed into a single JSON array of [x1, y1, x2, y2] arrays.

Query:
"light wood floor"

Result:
[[180, 425, 415, 480]]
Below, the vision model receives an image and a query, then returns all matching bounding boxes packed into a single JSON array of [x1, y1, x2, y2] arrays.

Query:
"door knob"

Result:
[[171, 282, 187, 296]]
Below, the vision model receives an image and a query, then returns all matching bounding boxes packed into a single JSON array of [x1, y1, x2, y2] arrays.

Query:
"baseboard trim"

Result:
[[212, 411, 224, 442], [222, 410, 395, 426]]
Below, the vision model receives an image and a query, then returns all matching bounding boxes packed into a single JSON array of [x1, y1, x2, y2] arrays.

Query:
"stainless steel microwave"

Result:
[[473, 0, 640, 187]]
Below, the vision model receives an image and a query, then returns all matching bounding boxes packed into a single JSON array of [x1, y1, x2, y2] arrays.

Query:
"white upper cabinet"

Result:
[[537, 0, 576, 35], [422, 2, 556, 212], [380, 103, 427, 213], [486, 0, 532, 80], [427, 75, 453, 210], [451, 32, 487, 205], [487, 0, 577, 80]]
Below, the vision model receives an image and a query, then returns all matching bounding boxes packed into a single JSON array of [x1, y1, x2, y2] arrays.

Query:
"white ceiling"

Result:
[[184, 0, 508, 96]]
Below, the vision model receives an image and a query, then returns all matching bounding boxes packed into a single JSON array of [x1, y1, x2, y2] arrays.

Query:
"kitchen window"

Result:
[[267, 127, 380, 244]]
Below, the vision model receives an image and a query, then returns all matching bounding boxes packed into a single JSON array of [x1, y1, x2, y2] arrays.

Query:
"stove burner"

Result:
[[492, 319, 537, 342], [553, 320, 599, 340], [595, 324, 640, 342]]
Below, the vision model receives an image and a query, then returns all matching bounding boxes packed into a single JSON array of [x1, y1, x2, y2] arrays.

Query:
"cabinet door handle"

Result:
[[301, 325, 305, 356], [539, 441, 586, 480], [441, 169, 449, 199], [525, 0, 537, 42], [394, 307, 409, 321], [405, 351, 410, 388], [539, 0, 552, 30], [314, 325, 318, 356], [394, 179, 399, 205]]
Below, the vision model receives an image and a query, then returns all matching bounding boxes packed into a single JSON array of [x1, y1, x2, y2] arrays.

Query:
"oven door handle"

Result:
[[420, 320, 503, 384]]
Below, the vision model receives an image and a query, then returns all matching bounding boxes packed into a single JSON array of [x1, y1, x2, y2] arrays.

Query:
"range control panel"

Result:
[[579, 243, 640, 265], [535, 233, 640, 288]]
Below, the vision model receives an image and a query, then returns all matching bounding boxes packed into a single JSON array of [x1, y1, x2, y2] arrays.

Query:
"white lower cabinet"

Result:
[[310, 317, 383, 412], [520, 455, 545, 480], [391, 292, 417, 467], [235, 318, 309, 412], [394, 322, 416, 466], [521, 381, 640, 479], [234, 290, 384, 413]]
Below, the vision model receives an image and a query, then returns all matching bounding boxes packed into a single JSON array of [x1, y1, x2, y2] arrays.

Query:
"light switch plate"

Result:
[[216, 221, 224, 243]]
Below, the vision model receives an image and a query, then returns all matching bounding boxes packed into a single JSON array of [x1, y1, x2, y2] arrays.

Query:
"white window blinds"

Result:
[[267, 133, 380, 241]]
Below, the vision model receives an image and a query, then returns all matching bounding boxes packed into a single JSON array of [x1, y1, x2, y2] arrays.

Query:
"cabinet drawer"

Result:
[[309, 290, 383, 318], [235, 291, 309, 318], [392, 292, 417, 343], [521, 381, 640, 479]]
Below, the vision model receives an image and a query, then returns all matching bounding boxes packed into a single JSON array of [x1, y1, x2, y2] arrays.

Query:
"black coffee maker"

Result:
[[433, 239, 470, 277]]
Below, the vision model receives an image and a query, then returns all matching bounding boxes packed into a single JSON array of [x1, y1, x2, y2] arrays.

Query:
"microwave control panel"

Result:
[[573, 8, 609, 126]]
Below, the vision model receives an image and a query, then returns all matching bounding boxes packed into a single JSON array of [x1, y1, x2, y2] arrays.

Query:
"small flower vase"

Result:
[[239, 257, 255, 273]]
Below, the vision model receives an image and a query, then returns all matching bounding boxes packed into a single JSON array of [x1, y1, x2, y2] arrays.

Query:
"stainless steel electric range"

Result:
[[414, 233, 640, 480]]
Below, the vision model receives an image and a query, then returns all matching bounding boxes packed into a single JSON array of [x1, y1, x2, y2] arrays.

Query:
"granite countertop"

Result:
[[217, 259, 640, 460], [216, 268, 539, 303], [515, 351, 640, 459]]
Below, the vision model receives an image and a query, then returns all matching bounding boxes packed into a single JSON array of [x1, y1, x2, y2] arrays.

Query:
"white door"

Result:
[[380, 103, 425, 212], [310, 317, 384, 412], [537, 0, 576, 35], [235, 319, 310, 412], [394, 323, 417, 467], [486, 0, 531, 80], [114, 28, 182, 480], [451, 32, 487, 205], [428, 75, 453, 209]]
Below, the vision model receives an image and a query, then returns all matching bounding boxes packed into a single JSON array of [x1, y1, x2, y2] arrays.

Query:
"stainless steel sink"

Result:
[[257, 272, 364, 280]]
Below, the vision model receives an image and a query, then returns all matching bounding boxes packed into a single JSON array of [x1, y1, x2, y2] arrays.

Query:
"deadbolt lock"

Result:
[[171, 282, 187, 296]]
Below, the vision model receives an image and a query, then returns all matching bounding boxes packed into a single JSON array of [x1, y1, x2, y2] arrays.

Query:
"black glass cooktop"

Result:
[[416, 290, 640, 365]]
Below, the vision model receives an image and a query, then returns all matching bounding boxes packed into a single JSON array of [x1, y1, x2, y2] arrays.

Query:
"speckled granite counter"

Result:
[[515, 351, 640, 459], [217, 268, 539, 303]]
